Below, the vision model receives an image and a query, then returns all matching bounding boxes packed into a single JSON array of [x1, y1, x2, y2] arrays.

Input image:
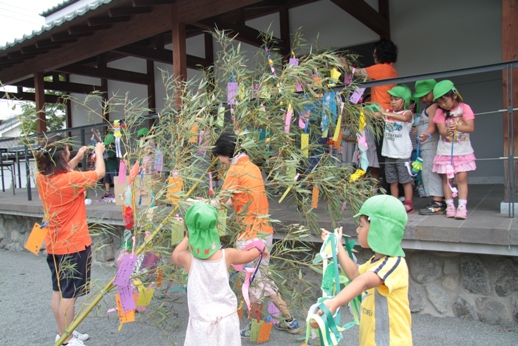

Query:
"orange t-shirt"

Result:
[[221, 155, 273, 239], [36, 170, 98, 255], [365, 63, 398, 110]]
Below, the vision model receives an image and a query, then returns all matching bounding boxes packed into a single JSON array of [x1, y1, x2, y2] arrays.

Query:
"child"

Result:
[[432, 80, 475, 219], [378, 85, 414, 213], [414, 79, 447, 215], [409, 99, 426, 198], [172, 202, 266, 346], [310, 195, 412, 345], [103, 134, 119, 198]]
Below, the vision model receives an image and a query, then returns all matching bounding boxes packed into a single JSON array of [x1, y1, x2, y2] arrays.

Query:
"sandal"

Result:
[[404, 203, 414, 214]]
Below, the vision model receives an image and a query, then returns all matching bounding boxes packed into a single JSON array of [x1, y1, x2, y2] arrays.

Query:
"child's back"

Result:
[[185, 249, 240, 346]]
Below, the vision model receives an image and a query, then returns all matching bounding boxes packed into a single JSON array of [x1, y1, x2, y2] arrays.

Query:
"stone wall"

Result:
[[1, 213, 517, 326]]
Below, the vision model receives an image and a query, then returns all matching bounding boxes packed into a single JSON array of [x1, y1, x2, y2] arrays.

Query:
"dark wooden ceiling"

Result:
[[0, 0, 389, 95]]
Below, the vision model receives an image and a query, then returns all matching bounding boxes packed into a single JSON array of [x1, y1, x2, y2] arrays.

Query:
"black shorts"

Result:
[[47, 246, 92, 299], [103, 172, 116, 184]]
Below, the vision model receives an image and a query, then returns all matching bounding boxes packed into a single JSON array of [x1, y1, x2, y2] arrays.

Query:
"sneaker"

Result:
[[273, 318, 300, 334], [240, 323, 251, 338], [418, 187, 427, 198], [419, 202, 446, 215], [446, 204, 456, 218], [54, 336, 86, 346], [403, 203, 414, 214], [455, 205, 467, 219], [55, 331, 89, 343]]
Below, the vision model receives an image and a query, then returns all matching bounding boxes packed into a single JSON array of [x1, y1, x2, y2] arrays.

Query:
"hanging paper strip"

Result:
[[155, 149, 163, 172], [127, 162, 140, 186], [216, 104, 225, 128], [284, 104, 293, 133], [114, 252, 138, 286], [118, 161, 127, 184], [166, 171, 183, 206], [311, 185, 319, 209], [301, 133, 309, 158], [217, 208, 228, 236], [228, 82, 238, 105], [115, 293, 135, 330], [24, 222, 49, 255], [171, 217, 184, 246], [344, 73, 353, 84], [349, 87, 366, 104], [329, 67, 341, 86], [189, 122, 199, 143]]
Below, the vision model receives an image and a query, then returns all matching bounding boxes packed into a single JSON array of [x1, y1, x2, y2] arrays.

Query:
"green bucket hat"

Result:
[[353, 195, 407, 257], [186, 202, 221, 259], [104, 134, 115, 145], [413, 79, 437, 99], [387, 84, 411, 109], [137, 128, 149, 138], [433, 80, 463, 101]]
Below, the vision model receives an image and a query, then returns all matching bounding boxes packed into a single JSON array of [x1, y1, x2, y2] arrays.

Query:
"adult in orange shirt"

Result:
[[36, 137, 105, 346], [211, 132, 299, 337], [343, 38, 399, 110]]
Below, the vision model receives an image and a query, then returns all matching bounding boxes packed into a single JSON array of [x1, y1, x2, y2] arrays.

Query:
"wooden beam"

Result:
[[132, 0, 173, 5], [193, 19, 266, 48], [329, 0, 389, 37], [0, 8, 173, 84], [68, 25, 111, 35], [112, 44, 209, 68], [502, 0, 518, 202], [176, 0, 262, 23], [109, 6, 153, 17], [51, 32, 94, 42], [56, 64, 149, 84], [0, 91, 61, 103], [11, 80, 101, 94], [34, 72, 46, 133], [88, 16, 131, 26]]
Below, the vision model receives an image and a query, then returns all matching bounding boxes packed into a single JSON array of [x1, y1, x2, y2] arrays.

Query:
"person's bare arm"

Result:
[[335, 228, 360, 281], [419, 104, 439, 141], [94, 142, 106, 180], [172, 236, 192, 273], [340, 58, 370, 80], [382, 110, 412, 122], [453, 119, 474, 134], [225, 246, 267, 266], [68, 146, 88, 170]]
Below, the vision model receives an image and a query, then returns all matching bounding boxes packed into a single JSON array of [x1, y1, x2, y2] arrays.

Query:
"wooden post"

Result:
[[98, 55, 109, 122], [34, 71, 46, 133], [279, 6, 291, 58], [503, 0, 518, 204], [147, 59, 156, 127], [172, 3, 187, 111]]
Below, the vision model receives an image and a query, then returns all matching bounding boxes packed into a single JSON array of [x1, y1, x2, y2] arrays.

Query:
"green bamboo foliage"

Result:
[[20, 29, 384, 342]]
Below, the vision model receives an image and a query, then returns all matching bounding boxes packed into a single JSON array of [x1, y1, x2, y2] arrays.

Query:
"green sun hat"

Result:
[[433, 80, 463, 101], [387, 84, 411, 109], [104, 134, 115, 145], [137, 128, 149, 138], [186, 202, 221, 259], [413, 79, 437, 99], [353, 195, 407, 257]]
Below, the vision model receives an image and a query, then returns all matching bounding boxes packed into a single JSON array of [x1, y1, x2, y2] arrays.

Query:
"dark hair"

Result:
[[212, 132, 238, 158], [35, 136, 70, 175], [373, 39, 398, 64]]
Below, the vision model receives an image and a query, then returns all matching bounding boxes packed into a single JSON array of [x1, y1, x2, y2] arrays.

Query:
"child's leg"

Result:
[[443, 174, 453, 200], [390, 182, 399, 198], [403, 182, 413, 201], [456, 172, 468, 200]]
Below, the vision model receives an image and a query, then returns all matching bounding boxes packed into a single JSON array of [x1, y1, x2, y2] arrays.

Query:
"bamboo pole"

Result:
[[55, 161, 216, 345]]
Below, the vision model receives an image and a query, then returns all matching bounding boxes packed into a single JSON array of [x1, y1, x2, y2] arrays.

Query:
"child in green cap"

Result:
[[172, 202, 266, 346], [310, 195, 412, 345], [413, 79, 447, 216], [376, 84, 415, 213], [431, 80, 476, 219], [103, 134, 119, 198]]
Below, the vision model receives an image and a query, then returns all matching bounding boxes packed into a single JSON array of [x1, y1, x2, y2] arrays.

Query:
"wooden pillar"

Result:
[[65, 74, 72, 129], [378, 0, 390, 39], [503, 0, 518, 203], [147, 59, 156, 127], [98, 55, 109, 122], [279, 6, 291, 58], [34, 71, 46, 133], [172, 3, 187, 111]]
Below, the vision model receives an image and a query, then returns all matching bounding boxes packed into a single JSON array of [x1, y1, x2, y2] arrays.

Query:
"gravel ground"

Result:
[[1, 249, 517, 346]]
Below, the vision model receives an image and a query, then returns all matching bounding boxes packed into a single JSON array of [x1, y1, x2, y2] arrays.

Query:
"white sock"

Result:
[[458, 199, 467, 207], [445, 199, 454, 207]]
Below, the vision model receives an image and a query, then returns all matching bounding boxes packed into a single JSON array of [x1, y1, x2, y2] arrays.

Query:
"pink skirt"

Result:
[[433, 153, 476, 174]]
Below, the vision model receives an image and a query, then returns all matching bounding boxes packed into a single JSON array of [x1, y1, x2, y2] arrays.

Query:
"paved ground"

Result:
[[1, 249, 517, 346]]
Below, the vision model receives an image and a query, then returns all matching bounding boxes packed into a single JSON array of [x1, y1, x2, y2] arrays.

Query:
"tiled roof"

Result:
[[40, 0, 80, 17], [0, 0, 113, 51]]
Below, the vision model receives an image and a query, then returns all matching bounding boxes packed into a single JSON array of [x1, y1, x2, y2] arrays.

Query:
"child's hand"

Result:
[[336, 226, 343, 239], [309, 299, 337, 329]]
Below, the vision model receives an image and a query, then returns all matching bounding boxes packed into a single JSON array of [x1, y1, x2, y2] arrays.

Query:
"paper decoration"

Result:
[[155, 149, 163, 172], [171, 218, 184, 246], [227, 82, 238, 104], [189, 122, 199, 143], [267, 302, 280, 323], [289, 57, 299, 66], [118, 161, 126, 184], [344, 73, 353, 84], [115, 294, 135, 328], [118, 284, 137, 313], [136, 285, 155, 307], [299, 110, 310, 128], [311, 185, 319, 209], [128, 162, 140, 186], [166, 172, 183, 206], [216, 104, 225, 128], [141, 252, 159, 271], [24, 223, 48, 255], [114, 253, 138, 286], [349, 87, 366, 104], [329, 67, 342, 86], [333, 115, 342, 142], [123, 206, 134, 230], [284, 104, 293, 133], [237, 301, 244, 320], [156, 268, 163, 287], [301, 133, 309, 158]]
